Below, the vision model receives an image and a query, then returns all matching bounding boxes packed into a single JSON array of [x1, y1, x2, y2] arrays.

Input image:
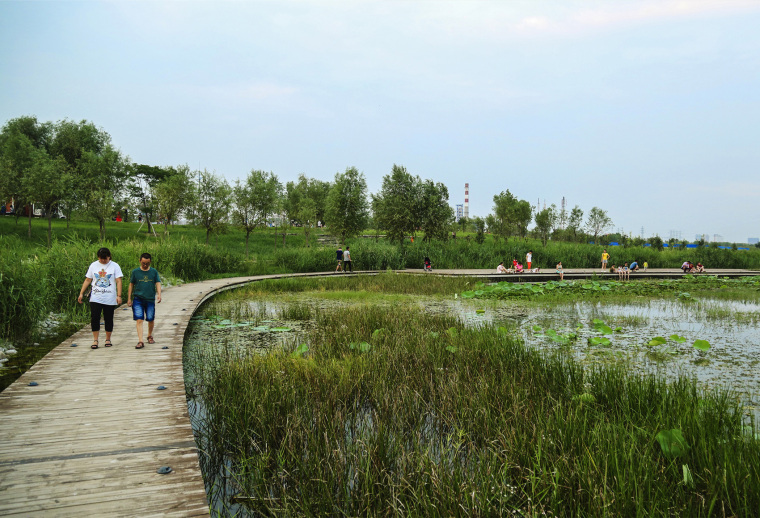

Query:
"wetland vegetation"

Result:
[[185, 273, 760, 517]]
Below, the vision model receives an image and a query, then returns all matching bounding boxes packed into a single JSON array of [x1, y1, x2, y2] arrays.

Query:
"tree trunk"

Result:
[[47, 213, 53, 248], [27, 210, 32, 238], [206, 228, 210, 245], [99, 219, 106, 242], [245, 232, 250, 258]]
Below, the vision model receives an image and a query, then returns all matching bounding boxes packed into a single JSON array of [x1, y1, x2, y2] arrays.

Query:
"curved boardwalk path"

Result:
[[0, 273, 330, 517], [1, 268, 757, 516]]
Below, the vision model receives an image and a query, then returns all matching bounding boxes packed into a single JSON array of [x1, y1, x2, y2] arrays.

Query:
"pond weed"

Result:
[[185, 277, 760, 517]]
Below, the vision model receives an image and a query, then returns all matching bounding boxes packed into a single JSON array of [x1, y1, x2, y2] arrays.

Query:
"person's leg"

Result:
[[102, 304, 115, 345], [146, 301, 155, 342], [90, 302, 103, 346], [133, 298, 145, 344]]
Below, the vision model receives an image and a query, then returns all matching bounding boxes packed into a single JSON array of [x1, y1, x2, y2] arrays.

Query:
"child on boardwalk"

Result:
[[556, 262, 564, 280], [127, 253, 162, 349]]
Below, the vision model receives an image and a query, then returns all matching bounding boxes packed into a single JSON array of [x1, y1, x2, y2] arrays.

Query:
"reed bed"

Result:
[[186, 282, 760, 517]]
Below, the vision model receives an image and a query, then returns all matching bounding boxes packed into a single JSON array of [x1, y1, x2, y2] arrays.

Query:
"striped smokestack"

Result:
[[464, 183, 469, 219]]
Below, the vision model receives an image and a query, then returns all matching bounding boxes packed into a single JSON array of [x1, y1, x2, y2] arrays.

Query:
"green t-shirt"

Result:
[[130, 267, 161, 301]]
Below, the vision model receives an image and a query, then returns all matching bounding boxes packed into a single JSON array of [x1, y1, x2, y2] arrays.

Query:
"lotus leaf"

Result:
[[656, 429, 689, 458], [350, 342, 372, 352], [669, 334, 687, 343], [291, 343, 309, 357], [693, 339, 711, 351], [648, 337, 667, 347]]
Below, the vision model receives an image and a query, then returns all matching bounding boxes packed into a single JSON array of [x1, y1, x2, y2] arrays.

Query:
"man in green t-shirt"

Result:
[[127, 253, 162, 349]]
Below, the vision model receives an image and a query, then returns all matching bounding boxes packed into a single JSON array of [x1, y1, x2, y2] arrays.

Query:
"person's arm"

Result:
[[155, 282, 162, 303], [78, 278, 92, 304], [128, 282, 134, 307], [116, 276, 123, 305]]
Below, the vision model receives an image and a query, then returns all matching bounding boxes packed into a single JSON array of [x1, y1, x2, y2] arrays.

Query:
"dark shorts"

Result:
[[132, 298, 155, 321]]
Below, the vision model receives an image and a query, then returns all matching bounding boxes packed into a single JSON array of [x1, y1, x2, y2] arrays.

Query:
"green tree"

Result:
[[232, 170, 282, 256], [567, 205, 584, 242], [153, 165, 194, 235], [473, 217, 486, 244], [418, 180, 454, 242], [585, 206, 612, 244], [26, 153, 72, 247], [372, 164, 419, 244], [50, 119, 113, 227], [191, 170, 232, 245], [0, 116, 53, 236], [534, 205, 557, 246], [491, 190, 532, 242], [325, 166, 369, 245], [78, 144, 129, 241]]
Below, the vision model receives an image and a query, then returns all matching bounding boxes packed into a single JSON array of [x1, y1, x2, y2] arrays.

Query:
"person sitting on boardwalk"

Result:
[[556, 262, 564, 280], [622, 263, 630, 280], [629, 261, 639, 272], [681, 261, 692, 273], [515, 262, 524, 273], [497, 261, 508, 273], [424, 257, 433, 272], [695, 262, 705, 273]]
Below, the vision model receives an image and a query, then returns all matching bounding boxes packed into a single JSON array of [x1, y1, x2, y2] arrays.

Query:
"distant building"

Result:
[[749, 238, 759, 245]]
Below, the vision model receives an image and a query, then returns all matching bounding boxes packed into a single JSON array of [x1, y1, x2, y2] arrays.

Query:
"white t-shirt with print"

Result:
[[86, 260, 124, 305]]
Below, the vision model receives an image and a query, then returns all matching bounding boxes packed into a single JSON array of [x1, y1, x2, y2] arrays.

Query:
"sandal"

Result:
[[136, 342, 145, 349], [91, 341, 99, 349], [104, 340, 113, 347], [147, 336, 155, 344]]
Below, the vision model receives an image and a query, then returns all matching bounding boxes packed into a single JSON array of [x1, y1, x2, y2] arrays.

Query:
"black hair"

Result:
[[97, 247, 111, 260], [140, 253, 152, 261]]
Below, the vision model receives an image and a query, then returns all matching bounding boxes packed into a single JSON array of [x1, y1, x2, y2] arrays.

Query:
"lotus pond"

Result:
[[184, 273, 760, 517]]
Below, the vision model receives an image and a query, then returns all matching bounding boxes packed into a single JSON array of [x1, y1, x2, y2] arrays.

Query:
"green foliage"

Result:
[[186, 282, 760, 517], [325, 166, 369, 244]]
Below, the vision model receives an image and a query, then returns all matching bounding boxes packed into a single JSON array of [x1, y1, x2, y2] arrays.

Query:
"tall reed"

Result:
[[188, 290, 759, 516]]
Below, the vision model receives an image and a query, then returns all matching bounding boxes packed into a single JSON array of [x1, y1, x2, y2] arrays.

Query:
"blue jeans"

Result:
[[132, 298, 155, 321]]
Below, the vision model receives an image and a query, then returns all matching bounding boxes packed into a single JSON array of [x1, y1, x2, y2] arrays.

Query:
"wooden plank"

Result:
[[0, 275, 283, 516]]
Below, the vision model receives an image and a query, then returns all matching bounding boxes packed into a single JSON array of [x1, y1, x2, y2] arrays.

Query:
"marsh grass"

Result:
[[186, 284, 760, 517]]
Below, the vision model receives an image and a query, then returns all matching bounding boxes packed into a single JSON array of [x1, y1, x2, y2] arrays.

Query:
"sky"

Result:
[[1, 0, 759, 243]]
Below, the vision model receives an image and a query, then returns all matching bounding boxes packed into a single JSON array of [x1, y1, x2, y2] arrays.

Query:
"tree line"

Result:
[[1, 116, 618, 249]]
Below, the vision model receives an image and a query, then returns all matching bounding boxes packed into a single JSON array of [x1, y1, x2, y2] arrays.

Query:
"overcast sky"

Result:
[[2, 0, 759, 242]]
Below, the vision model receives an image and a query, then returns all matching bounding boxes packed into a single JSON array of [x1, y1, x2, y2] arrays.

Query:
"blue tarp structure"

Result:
[[719, 246, 730, 249], [686, 244, 698, 248], [609, 242, 619, 246], [663, 243, 669, 247], [738, 248, 749, 251], [644, 243, 652, 247]]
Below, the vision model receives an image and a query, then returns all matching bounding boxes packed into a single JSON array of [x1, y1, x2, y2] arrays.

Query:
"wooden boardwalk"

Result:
[[1, 268, 756, 516], [0, 275, 303, 517]]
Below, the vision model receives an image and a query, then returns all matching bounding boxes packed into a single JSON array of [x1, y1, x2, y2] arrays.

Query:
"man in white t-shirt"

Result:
[[78, 247, 123, 349]]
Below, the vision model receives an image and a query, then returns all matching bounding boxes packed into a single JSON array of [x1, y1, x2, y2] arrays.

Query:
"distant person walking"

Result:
[[127, 253, 162, 349], [335, 247, 343, 273], [601, 250, 609, 271], [343, 246, 353, 273], [78, 247, 123, 349], [526, 251, 533, 270]]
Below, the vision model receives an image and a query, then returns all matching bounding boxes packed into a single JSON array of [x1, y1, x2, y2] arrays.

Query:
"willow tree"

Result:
[[325, 166, 369, 246]]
